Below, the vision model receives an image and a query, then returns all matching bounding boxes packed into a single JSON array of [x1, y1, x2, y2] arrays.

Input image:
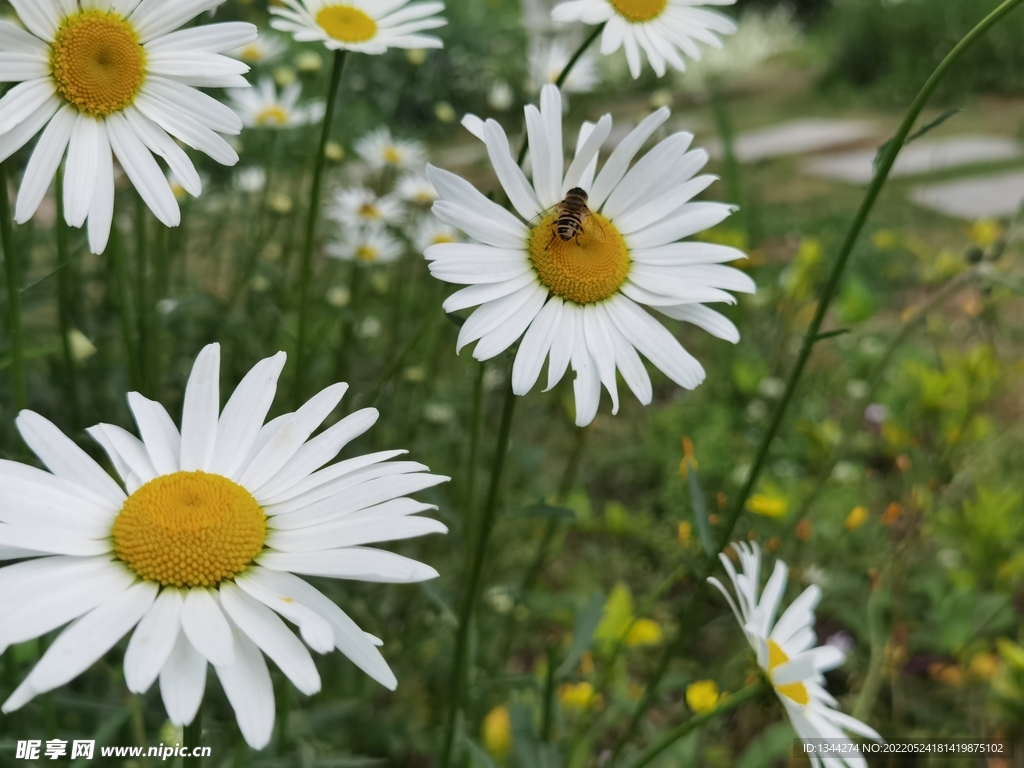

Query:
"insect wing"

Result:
[[527, 204, 558, 229], [582, 210, 607, 243]]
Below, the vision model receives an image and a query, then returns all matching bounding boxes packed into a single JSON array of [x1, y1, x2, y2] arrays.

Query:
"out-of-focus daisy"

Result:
[[396, 173, 438, 205], [488, 80, 514, 111], [0, 344, 446, 748], [269, 0, 446, 54], [0, 0, 256, 253], [412, 215, 459, 251], [530, 39, 599, 93], [426, 85, 753, 427], [328, 187, 404, 228], [709, 543, 882, 765], [356, 127, 427, 171], [551, 0, 737, 79], [327, 227, 403, 264], [229, 33, 288, 65], [228, 78, 325, 128], [235, 167, 267, 194]]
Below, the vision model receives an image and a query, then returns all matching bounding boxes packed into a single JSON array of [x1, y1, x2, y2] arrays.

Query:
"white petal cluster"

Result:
[[228, 77, 326, 129], [709, 543, 883, 766], [0, 0, 256, 253], [0, 344, 447, 749], [270, 0, 447, 53]]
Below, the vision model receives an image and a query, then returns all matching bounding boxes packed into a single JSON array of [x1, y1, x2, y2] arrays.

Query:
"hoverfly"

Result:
[[532, 187, 606, 249]]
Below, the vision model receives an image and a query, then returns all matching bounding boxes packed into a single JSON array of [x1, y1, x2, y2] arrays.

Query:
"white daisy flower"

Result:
[[234, 166, 267, 193], [229, 33, 288, 65], [269, 0, 446, 54], [530, 39, 599, 94], [355, 126, 427, 171], [551, 0, 738, 80], [425, 85, 754, 427], [412, 214, 459, 252], [328, 186, 405, 228], [0, 344, 447, 749], [228, 77, 326, 129], [0, 0, 257, 254], [396, 172, 438, 204], [709, 543, 883, 766], [327, 226, 404, 264]]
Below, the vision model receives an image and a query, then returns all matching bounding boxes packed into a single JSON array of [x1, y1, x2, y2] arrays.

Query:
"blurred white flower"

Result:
[[413, 216, 460, 252], [357, 316, 383, 338], [488, 80, 515, 111], [328, 187, 404, 228], [355, 127, 427, 171], [229, 33, 288, 65], [270, 0, 446, 54], [681, 7, 800, 88], [396, 174, 438, 205], [229, 78, 325, 129], [424, 402, 456, 423], [529, 39, 598, 94], [327, 227, 403, 265], [551, 0, 737, 79], [709, 543, 882, 760], [235, 168, 268, 194], [325, 285, 352, 307]]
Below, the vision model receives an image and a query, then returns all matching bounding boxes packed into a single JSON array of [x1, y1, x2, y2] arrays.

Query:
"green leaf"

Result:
[[688, 467, 715, 556], [872, 108, 961, 177], [556, 591, 605, 678], [464, 737, 500, 768]]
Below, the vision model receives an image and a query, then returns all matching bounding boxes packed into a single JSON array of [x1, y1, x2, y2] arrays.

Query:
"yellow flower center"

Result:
[[767, 639, 810, 706], [383, 146, 403, 164], [356, 245, 379, 261], [358, 203, 381, 219], [431, 233, 455, 245], [112, 471, 267, 588], [316, 5, 378, 43], [238, 43, 263, 62], [609, 0, 667, 22], [528, 210, 630, 305], [50, 11, 146, 118], [256, 105, 290, 126]]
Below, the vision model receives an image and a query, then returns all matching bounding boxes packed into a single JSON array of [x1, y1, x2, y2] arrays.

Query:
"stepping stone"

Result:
[[708, 119, 878, 163], [910, 171, 1024, 219], [803, 136, 1023, 183]]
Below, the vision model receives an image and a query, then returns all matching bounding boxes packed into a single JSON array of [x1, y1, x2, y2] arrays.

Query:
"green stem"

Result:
[[183, 706, 202, 768], [610, 0, 1024, 757], [293, 49, 348, 407], [0, 162, 25, 410], [55, 170, 81, 428], [439, 378, 518, 768], [515, 24, 605, 166], [108, 224, 143, 391], [625, 682, 770, 768]]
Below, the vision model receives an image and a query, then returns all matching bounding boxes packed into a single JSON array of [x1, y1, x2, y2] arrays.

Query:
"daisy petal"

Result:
[[181, 586, 235, 667], [179, 343, 221, 472], [159, 630, 207, 726], [124, 587, 184, 694], [214, 625, 275, 750], [258, 547, 439, 583]]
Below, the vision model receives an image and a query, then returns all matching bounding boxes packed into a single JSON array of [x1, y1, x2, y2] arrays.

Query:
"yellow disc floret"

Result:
[[112, 471, 267, 588], [528, 210, 630, 305], [767, 639, 811, 706], [609, 0, 667, 22], [256, 105, 290, 126], [316, 5, 378, 43], [50, 11, 146, 118]]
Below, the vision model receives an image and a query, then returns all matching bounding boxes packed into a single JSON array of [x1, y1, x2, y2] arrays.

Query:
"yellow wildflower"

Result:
[[625, 619, 663, 648], [746, 493, 787, 519], [685, 680, 720, 714], [968, 219, 1003, 248], [559, 682, 599, 712], [481, 706, 512, 758], [678, 521, 692, 547], [679, 436, 698, 479], [845, 506, 869, 531], [968, 652, 1000, 680]]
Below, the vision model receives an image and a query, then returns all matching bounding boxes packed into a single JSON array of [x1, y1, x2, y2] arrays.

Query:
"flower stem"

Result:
[[184, 705, 203, 767], [0, 162, 25, 410], [439, 376, 517, 768], [515, 24, 605, 166], [54, 170, 81, 428], [609, 0, 1024, 759], [293, 49, 348, 407], [625, 681, 770, 768]]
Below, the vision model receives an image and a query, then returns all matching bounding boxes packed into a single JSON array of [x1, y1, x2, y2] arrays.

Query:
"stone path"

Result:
[[709, 118, 878, 163], [910, 171, 1024, 220], [802, 136, 1023, 184]]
